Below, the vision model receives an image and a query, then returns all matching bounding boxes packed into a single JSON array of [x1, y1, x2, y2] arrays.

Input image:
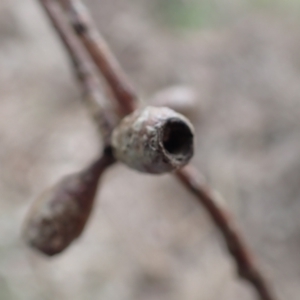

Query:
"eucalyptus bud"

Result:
[[23, 152, 114, 256], [112, 106, 194, 174]]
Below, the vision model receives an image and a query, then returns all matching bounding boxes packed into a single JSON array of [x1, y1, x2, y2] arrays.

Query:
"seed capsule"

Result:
[[112, 106, 194, 174]]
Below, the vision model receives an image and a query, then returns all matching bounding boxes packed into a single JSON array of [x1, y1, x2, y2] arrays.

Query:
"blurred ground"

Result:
[[1, 0, 300, 299]]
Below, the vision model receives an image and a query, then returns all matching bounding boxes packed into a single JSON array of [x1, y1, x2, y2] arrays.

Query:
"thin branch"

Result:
[[176, 166, 274, 300], [59, 0, 137, 115], [40, 0, 275, 299], [39, 0, 116, 142]]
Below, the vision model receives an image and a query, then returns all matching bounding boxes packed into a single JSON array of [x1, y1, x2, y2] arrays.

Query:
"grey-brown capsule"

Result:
[[112, 106, 194, 174], [23, 154, 114, 256]]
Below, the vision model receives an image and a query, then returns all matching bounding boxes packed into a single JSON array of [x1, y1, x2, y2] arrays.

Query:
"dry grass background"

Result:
[[1, 0, 300, 299]]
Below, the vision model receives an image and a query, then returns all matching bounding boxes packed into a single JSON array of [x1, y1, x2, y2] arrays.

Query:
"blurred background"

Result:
[[1, 0, 300, 299]]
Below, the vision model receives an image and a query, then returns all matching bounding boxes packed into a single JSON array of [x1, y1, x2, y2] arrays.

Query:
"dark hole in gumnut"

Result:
[[162, 119, 193, 156]]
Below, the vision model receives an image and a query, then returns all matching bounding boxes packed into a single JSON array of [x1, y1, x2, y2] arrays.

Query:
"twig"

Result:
[[39, 0, 275, 299], [176, 166, 274, 300], [39, 0, 115, 142], [59, 0, 137, 115]]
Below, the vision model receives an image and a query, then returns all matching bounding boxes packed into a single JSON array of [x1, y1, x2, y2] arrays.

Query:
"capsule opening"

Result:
[[162, 118, 193, 157]]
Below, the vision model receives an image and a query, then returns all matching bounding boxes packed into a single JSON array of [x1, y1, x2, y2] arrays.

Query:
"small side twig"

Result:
[[37, 1, 275, 299]]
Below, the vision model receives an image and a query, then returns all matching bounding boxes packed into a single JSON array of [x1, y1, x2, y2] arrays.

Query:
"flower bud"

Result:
[[23, 154, 114, 256], [112, 106, 194, 174]]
